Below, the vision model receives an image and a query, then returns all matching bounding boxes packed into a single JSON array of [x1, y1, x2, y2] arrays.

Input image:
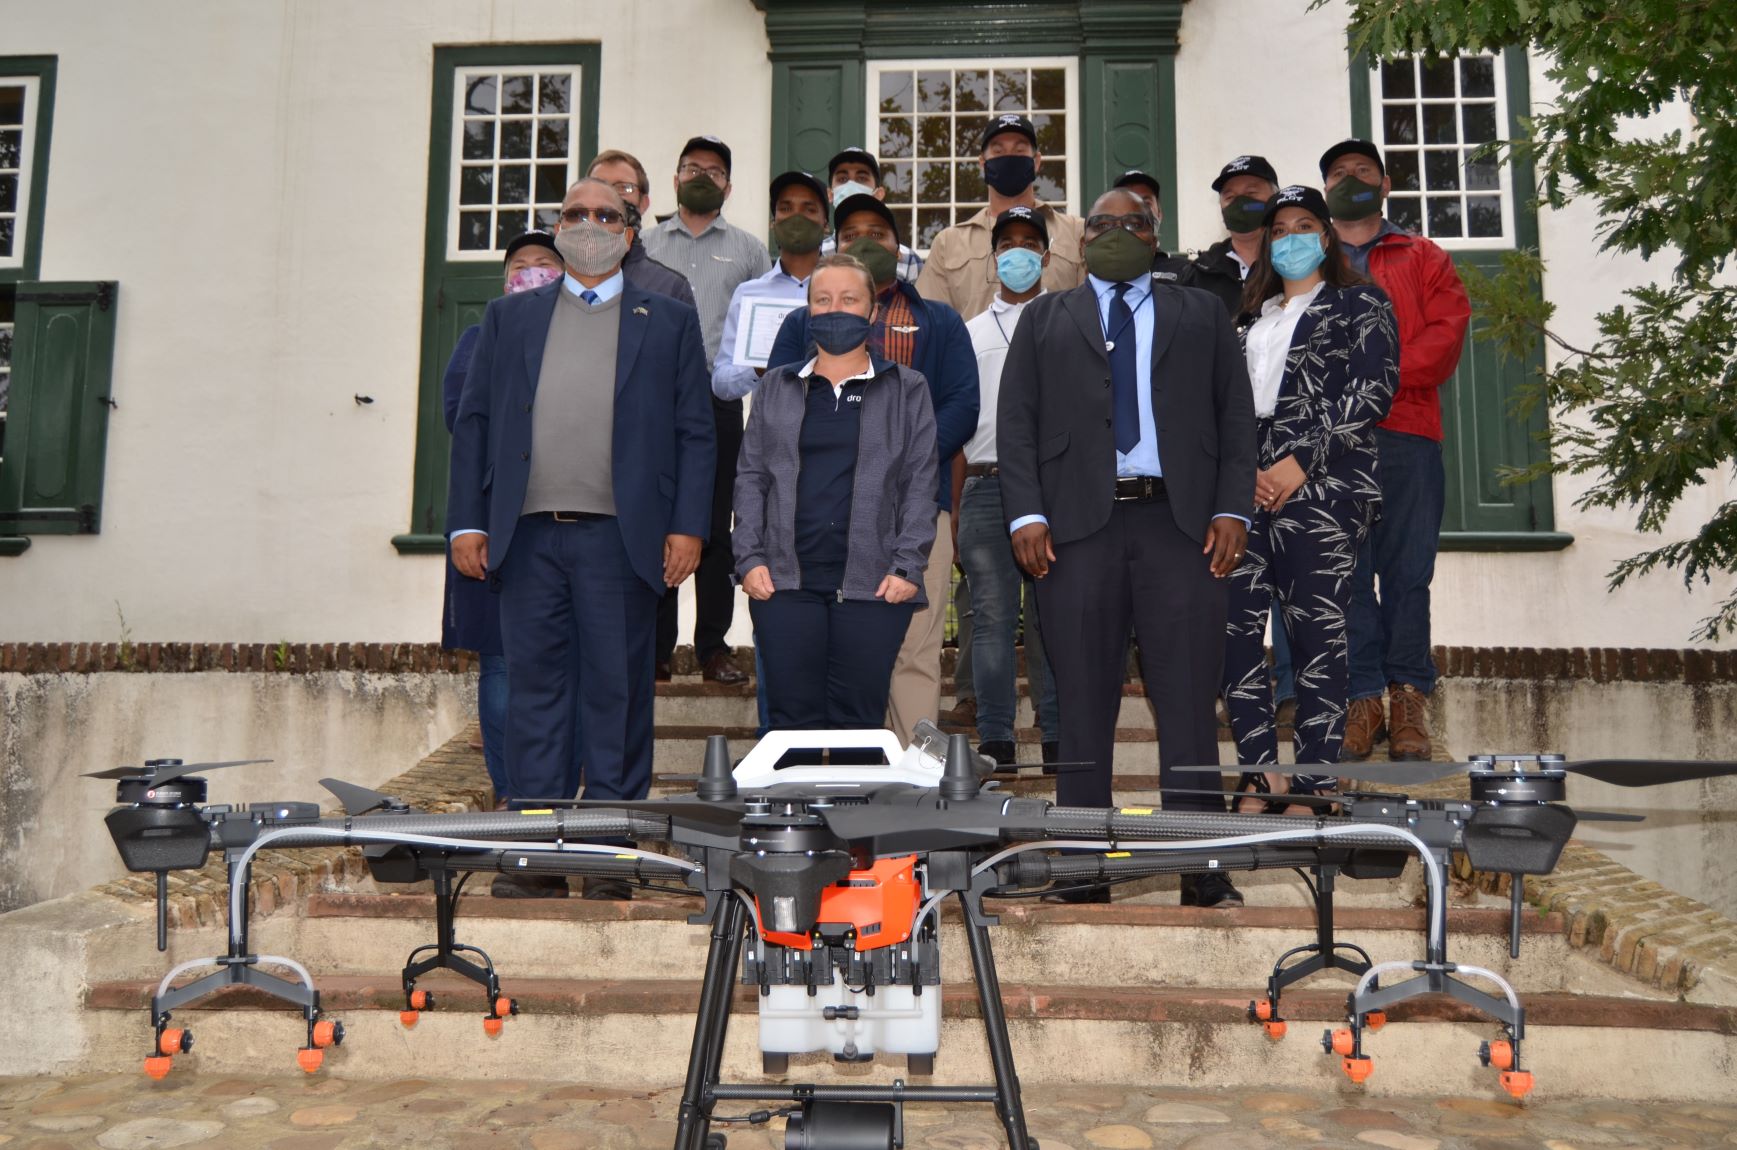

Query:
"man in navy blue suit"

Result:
[[448, 178, 715, 898]]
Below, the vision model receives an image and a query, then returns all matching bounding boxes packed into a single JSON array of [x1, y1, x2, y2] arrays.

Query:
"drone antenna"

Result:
[[940, 733, 978, 801], [697, 734, 738, 801]]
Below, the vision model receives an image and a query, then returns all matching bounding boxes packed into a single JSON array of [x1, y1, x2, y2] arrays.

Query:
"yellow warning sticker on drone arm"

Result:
[[1105, 851, 1131, 859], [1119, 807, 1153, 816], [520, 808, 554, 815]]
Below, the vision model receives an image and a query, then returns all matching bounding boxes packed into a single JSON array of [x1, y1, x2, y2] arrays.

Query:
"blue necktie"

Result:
[[1109, 283, 1141, 455], [581, 289, 599, 305]]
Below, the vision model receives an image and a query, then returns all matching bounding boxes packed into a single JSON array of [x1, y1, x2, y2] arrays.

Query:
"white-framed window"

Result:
[[447, 67, 583, 259], [1372, 53, 1514, 249], [866, 58, 1078, 253], [0, 76, 40, 271]]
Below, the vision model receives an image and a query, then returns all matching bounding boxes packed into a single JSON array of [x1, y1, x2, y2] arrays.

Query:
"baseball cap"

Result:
[[1261, 184, 1332, 227], [1114, 169, 1162, 202], [502, 230, 559, 265], [678, 135, 732, 176], [991, 205, 1049, 248], [1318, 139, 1386, 179], [826, 146, 882, 185], [832, 192, 901, 243], [1211, 154, 1280, 192], [769, 170, 831, 219], [979, 113, 1038, 153]]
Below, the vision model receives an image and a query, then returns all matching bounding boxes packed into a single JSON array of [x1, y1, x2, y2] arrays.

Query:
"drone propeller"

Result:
[[1266, 757, 1737, 790], [83, 759, 270, 785], [320, 778, 401, 816], [1567, 810, 1646, 822]]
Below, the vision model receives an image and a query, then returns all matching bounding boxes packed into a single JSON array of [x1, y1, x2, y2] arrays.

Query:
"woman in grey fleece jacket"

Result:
[[733, 255, 938, 738]]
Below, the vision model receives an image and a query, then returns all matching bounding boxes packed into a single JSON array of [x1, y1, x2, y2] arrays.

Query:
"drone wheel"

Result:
[[483, 1016, 504, 1037], [494, 996, 517, 1018], [1499, 1070, 1534, 1100], [1250, 999, 1274, 1022], [1364, 1011, 1387, 1032], [399, 1010, 420, 1028], [296, 1047, 324, 1074], [157, 1028, 190, 1056], [143, 1056, 174, 1080], [1341, 1055, 1374, 1084], [409, 989, 432, 1011], [1484, 1039, 1514, 1071], [1262, 1020, 1287, 1041], [311, 1020, 343, 1049], [1328, 1028, 1355, 1057]]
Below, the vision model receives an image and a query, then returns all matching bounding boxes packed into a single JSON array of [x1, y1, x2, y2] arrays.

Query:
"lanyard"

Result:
[[1100, 282, 1150, 353]]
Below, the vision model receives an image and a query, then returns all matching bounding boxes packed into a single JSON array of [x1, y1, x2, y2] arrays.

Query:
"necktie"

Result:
[[581, 289, 599, 305], [1109, 283, 1140, 455]]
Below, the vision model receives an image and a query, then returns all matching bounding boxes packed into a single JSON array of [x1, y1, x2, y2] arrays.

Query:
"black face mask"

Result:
[[772, 215, 825, 254], [1326, 176, 1383, 221], [982, 154, 1037, 197], [1221, 195, 1268, 235]]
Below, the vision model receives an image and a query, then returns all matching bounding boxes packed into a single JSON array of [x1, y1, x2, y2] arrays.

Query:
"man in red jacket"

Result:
[[1321, 139, 1470, 761]]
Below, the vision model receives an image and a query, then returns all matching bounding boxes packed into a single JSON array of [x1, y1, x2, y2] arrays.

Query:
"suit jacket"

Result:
[[445, 279, 717, 593], [997, 279, 1256, 546], [1254, 282, 1398, 504], [439, 323, 500, 654], [622, 239, 697, 310]]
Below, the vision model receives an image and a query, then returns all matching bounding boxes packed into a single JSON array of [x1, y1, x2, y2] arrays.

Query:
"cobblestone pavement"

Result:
[[4, 1074, 1735, 1150]]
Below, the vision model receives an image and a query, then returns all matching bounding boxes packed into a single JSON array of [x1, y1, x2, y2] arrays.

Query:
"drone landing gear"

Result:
[[671, 891, 1039, 1150], [398, 867, 518, 1036], [144, 854, 344, 1078], [1246, 864, 1379, 1041]]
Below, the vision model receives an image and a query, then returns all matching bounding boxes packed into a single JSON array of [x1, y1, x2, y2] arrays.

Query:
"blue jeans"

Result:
[[955, 475, 1060, 744], [478, 653, 510, 799], [1349, 429, 1445, 700]]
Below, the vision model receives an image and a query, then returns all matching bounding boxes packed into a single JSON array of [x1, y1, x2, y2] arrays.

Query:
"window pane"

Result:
[[1467, 196, 1503, 238], [956, 69, 988, 113], [917, 70, 951, 113], [916, 207, 950, 248], [538, 73, 570, 115], [534, 207, 562, 231], [1460, 56, 1496, 98], [955, 115, 989, 157], [888, 207, 915, 245], [1379, 59, 1415, 100], [0, 217, 10, 257], [1035, 159, 1066, 203], [1032, 69, 1066, 109], [1426, 196, 1463, 238], [495, 210, 529, 249], [535, 163, 567, 204], [0, 174, 15, 214], [917, 160, 951, 205], [1462, 103, 1498, 144], [459, 166, 493, 205], [1424, 150, 1461, 191], [880, 70, 914, 114], [1387, 196, 1422, 234], [881, 161, 913, 204], [462, 120, 495, 161], [1382, 105, 1417, 146], [879, 116, 913, 159], [993, 69, 1028, 111], [538, 120, 569, 159], [1032, 113, 1064, 155], [500, 75, 534, 115], [956, 162, 985, 202], [1387, 151, 1421, 193], [458, 211, 491, 250], [497, 164, 530, 204], [465, 75, 497, 116], [0, 86, 23, 127], [1419, 57, 1456, 98], [1465, 153, 1500, 191], [917, 116, 951, 158], [500, 120, 533, 160], [1423, 104, 1459, 145], [0, 130, 21, 169]]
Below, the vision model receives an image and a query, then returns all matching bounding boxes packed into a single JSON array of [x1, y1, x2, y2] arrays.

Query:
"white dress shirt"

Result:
[[712, 260, 811, 401], [962, 291, 1043, 464], [1243, 282, 1324, 418]]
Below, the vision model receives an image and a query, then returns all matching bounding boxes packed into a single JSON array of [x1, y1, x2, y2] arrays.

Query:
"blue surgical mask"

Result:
[[810, 309, 874, 355], [1269, 232, 1327, 281], [995, 247, 1043, 294], [832, 180, 875, 208]]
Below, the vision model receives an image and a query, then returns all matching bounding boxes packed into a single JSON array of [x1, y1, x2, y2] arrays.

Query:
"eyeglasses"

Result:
[[559, 206, 627, 227], [1084, 213, 1156, 236], [677, 163, 728, 185], [602, 180, 641, 198]]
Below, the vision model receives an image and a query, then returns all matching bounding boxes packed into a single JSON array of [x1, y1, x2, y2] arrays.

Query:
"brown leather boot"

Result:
[[1387, 682, 1433, 761], [1341, 695, 1386, 761]]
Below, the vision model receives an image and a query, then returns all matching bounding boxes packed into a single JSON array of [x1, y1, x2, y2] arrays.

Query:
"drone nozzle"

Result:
[[940, 733, 978, 801], [697, 734, 737, 801]]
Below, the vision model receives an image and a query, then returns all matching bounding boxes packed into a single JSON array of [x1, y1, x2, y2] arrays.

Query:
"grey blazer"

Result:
[[732, 357, 938, 605]]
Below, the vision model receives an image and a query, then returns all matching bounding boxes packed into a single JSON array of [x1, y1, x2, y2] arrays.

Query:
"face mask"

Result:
[[1221, 195, 1268, 235], [555, 221, 630, 277], [844, 236, 898, 286], [982, 154, 1036, 197], [1083, 228, 1154, 283], [1269, 231, 1327, 281], [1326, 175, 1383, 221], [831, 180, 875, 207], [810, 309, 873, 355], [995, 247, 1043, 294], [506, 265, 562, 294], [677, 175, 726, 215], [772, 215, 825, 254]]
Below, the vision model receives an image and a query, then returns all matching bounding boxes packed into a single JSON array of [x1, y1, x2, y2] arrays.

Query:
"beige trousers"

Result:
[[886, 510, 952, 744]]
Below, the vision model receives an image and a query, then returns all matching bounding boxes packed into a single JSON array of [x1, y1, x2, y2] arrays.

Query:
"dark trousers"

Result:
[[658, 398, 742, 666], [1223, 500, 1372, 791], [498, 514, 658, 804], [1349, 428, 1445, 699], [1035, 498, 1227, 811], [751, 588, 915, 733]]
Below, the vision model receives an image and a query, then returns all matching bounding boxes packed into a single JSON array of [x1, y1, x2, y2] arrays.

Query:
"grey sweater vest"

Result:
[[522, 289, 621, 516]]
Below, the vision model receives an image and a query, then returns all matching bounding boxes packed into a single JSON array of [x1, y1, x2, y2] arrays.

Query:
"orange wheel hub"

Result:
[[143, 1056, 174, 1080], [1263, 1020, 1287, 1041], [1485, 1039, 1514, 1071], [1330, 1028, 1355, 1056], [296, 1047, 324, 1074], [495, 996, 515, 1018], [1253, 1000, 1273, 1022], [399, 1010, 420, 1028], [311, 1020, 340, 1049], [157, 1028, 187, 1056], [409, 989, 430, 1010]]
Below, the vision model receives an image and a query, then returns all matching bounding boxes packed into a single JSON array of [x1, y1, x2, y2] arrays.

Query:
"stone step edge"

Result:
[[303, 892, 1565, 939], [84, 976, 1737, 1033]]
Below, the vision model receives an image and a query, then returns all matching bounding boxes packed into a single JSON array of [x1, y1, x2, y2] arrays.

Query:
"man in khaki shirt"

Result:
[[915, 113, 1086, 321]]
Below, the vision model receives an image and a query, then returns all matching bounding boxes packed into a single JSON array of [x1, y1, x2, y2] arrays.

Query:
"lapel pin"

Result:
[[633, 306, 650, 316]]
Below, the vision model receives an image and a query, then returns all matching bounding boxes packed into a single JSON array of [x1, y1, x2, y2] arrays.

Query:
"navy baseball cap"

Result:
[[1262, 184, 1332, 227], [1319, 139, 1386, 179], [832, 192, 901, 243], [991, 205, 1049, 248], [679, 135, 733, 176], [770, 170, 831, 219]]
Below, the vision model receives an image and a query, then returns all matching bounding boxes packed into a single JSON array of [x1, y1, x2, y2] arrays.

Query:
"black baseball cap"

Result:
[[1211, 154, 1280, 192], [1262, 184, 1332, 227], [1114, 169, 1162, 202], [678, 135, 732, 176], [979, 113, 1038, 154], [769, 170, 831, 219], [826, 146, 882, 185], [1319, 139, 1385, 179], [502, 230, 558, 265], [991, 205, 1049, 248], [831, 192, 901, 243]]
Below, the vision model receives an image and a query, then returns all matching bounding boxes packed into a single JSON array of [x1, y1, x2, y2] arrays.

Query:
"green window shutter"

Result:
[[0, 280, 118, 535]]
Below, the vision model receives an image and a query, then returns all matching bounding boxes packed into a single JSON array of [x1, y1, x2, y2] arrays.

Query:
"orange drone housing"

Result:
[[757, 855, 921, 951]]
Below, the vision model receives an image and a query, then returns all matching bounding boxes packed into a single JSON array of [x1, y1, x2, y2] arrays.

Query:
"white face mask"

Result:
[[832, 180, 875, 208]]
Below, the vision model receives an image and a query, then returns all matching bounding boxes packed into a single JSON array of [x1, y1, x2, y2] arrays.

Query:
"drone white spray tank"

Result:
[[728, 724, 967, 1074]]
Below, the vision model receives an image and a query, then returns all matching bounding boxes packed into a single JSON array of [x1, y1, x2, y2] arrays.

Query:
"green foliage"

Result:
[[1318, 0, 1737, 639]]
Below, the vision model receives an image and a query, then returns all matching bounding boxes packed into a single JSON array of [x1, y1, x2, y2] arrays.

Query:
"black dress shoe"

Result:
[[1041, 741, 1059, 765], [1179, 872, 1244, 909], [702, 653, 748, 685], [582, 876, 634, 901], [976, 740, 1017, 772], [491, 873, 569, 899], [655, 661, 672, 682], [1041, 884, 1111, 905]]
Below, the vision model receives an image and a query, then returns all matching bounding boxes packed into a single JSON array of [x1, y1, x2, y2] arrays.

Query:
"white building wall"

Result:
[[0, 0, 1726, 650]]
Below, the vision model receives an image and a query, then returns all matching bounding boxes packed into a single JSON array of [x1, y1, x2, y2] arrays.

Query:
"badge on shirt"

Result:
[[891, 325, 920, 334], [711, 255, 735, 262]]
